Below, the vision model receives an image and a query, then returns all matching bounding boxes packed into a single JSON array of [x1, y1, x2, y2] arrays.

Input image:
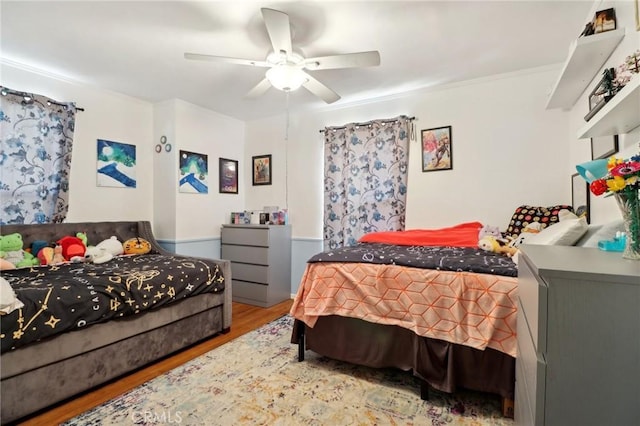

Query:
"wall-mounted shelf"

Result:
[[546, 28, 625, 110], [578, 76, 640, 139]]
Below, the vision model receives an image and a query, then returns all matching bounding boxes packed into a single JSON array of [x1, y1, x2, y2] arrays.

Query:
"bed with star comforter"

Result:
[[0, 220, 232, 424], [291, 225, 518, 415], [1, 253, 225, 353]]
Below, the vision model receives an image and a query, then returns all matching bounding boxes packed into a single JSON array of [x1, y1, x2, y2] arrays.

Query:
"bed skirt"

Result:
[[291, 315, 515, 400]]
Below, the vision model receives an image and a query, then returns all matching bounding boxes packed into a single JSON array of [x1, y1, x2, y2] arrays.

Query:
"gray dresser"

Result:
[[516, 245, 640, 426], [221, 224, 291, 307]]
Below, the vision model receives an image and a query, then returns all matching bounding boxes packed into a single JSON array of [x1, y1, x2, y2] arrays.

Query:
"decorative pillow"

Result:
[[505, 204, 573, 239], [123, 237, 152, 255], [525, 213, 589, 246], [575, 220, 625, 248]]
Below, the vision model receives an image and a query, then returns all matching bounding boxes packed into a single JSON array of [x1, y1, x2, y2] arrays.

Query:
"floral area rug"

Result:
[[65, 315, 514, 425]]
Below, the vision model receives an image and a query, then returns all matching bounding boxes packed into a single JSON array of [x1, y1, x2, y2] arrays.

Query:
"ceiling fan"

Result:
[[184, 8, 380, 104]]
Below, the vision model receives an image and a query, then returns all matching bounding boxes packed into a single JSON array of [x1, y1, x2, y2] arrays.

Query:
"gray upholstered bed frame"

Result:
[[0, 221, 232, 424]]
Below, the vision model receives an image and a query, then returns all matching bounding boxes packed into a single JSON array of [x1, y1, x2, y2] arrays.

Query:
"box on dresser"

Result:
[[515, 244, 640, 426]]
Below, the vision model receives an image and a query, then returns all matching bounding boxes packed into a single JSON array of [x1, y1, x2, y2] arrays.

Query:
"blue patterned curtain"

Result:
[[323, 116, 411, 249], [0, 87, 76, 224]]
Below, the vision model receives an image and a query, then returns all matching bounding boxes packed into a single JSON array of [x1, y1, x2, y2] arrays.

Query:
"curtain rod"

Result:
[[0, 87, 84, 111], [319, 115, 415, 133]]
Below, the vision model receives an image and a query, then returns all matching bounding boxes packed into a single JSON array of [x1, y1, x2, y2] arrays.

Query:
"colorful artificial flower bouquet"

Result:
[[588, 154, 640, 197], [588, 152, 640, 260]]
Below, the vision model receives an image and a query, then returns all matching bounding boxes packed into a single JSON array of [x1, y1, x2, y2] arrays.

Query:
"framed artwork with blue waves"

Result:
[[179, 150, 209, 194], [96, 139, 137, 188]]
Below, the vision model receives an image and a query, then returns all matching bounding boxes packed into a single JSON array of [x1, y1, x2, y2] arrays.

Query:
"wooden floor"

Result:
[[19, 299, 294, 426]]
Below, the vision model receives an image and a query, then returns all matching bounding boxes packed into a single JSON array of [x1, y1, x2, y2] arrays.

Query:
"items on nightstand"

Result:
[[597, 231, 626, 252]]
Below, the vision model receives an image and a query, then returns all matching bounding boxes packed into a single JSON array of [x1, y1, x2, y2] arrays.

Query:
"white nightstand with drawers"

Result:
[[516, 245, 640, 426], [221, 224, 291, 307]]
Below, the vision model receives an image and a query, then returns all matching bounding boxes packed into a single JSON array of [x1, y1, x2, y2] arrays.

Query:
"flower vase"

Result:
[[614, 190, 640, 260]]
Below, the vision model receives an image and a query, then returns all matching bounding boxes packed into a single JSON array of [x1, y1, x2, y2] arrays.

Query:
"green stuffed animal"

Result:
[[0, 233, 40, 268]]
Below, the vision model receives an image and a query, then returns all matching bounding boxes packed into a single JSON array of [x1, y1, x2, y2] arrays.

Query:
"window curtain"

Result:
[[0, 87, 76, 224], [323, 115, 411, 249]]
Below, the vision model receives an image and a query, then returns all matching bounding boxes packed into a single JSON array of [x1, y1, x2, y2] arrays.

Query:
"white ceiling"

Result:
[[1, 1, 594, 121]]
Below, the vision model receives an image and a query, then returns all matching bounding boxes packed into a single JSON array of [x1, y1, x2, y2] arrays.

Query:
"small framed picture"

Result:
[[219, 158, 238, 194], [591, 134, 619, 160], [421, 126, 452, 172], [571, 173, 590, 224], [252, 154, 272, 185], [592, 8, 616, 34]]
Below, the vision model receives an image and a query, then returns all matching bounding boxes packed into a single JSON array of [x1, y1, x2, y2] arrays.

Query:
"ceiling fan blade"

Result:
[[261, 8, 292, 55], [184, 52, 270, 67], [245, 78, 272, 99], [302, 72, 341, 104], [304, 51, 381, 70]]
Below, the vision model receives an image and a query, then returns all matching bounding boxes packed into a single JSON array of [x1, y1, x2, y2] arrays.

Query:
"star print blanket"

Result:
[[0, 254, 225, 353]]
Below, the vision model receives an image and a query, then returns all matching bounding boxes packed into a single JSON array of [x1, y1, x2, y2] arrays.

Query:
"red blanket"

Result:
[[358, 221, 483, 247]]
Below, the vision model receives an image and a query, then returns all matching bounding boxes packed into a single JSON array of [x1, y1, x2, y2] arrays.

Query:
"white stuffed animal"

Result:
[[84, 246, 113, 264], [95, 236, 124, 257]]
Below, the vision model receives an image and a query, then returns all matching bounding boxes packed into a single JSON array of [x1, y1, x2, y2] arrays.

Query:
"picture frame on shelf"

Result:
[[252, 154, 272, 185], [571, 173, 590, 224], [592, 8, 616, 34], [590, 134, 619, 160], [584, 68, 615, 122], [219, 158, 238, 194], [421, 126, 452, 172]]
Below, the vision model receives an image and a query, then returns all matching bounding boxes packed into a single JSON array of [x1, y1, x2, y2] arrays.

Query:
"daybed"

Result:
[[0, 221, 232, 424], [291, 205, 586, 417]]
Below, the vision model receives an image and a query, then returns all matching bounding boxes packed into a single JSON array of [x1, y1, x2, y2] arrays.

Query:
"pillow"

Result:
[[0, 277, 23, 315], [575, 220, 625, 248], [524, 214, 588, 246], [505, 204, 573, 239]]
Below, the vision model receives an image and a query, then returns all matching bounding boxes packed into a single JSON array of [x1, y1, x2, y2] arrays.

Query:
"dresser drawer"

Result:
[[232, 279, 268, 302], [221, 244, 269, 265], [516, 299, 546, 425], [230, 262, 270, 284], [221, 227, 269, 247], [515, 354, 535, 426], [518, 254, 548, 353]]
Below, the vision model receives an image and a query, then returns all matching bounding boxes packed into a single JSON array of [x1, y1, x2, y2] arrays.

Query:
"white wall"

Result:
[[568, 0, 640, 225], [2, 61, 154, 224], [245, 67, 570, 292], [246, 67, 570, 238]]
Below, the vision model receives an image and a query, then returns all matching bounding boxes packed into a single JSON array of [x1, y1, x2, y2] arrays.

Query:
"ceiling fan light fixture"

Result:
[[266, 65, 307, 92]]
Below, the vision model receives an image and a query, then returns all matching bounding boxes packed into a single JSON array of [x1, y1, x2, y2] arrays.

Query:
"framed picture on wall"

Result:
[[421, 126, 452, 172], [590, 134, 618, 160], [571, 173, 590, 224], [252, 154, 272, 185], [178, 150, 208, 194], [96, 139, 137, 188], [219, 158, 238, 194]]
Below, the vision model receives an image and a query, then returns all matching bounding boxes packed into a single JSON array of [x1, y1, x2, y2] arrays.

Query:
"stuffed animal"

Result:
[[123, 237, 152, 255], [76, 232, 88, 247], [0, 233, 39, 268], [0, 258, 16, 271], [39, 244, 66, 265], [96, 236, 124, 257], [508, 222, 542, 249], [57, 235, 86, 261], [479, 236, 518, 257], [478, 225, 502, 240], [84, 246, 113, 264]]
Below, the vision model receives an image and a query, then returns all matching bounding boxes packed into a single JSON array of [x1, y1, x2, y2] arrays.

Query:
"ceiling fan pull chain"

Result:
[[285, 91, 290, 210]]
